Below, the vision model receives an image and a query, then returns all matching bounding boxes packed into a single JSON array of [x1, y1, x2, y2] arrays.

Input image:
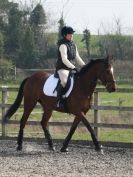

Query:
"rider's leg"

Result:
[[58, 69, 70, 88], [57, 69, 69, 97]]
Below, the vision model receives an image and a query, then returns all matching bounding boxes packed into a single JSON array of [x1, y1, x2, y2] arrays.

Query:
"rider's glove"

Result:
[[72, 68, 78, 73]]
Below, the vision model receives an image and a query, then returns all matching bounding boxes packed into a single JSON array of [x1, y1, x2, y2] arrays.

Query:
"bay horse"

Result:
[[4, 56, 116, 152]]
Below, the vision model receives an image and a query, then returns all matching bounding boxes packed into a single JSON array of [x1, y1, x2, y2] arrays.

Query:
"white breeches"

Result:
[[57, 69, 70, 88]]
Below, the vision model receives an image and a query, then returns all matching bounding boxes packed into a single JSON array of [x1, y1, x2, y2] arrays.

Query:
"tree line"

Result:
[[0, 0, 56, 69], [0, 0, 133, 76]]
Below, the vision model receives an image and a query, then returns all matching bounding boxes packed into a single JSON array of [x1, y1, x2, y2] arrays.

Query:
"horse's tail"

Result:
[[3, 78, 29, 123]]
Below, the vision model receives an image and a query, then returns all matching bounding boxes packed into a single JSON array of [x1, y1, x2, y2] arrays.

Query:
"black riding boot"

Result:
[[57, 84, 64, 107]]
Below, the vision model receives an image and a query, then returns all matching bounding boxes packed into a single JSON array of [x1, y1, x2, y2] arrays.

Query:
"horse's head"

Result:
[[97, 55, 116, 92]]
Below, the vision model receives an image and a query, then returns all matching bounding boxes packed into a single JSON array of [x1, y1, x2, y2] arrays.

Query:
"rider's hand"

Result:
[[73, 68, 78, 73]]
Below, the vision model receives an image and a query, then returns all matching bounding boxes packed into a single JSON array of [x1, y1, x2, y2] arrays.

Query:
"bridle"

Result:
[[99, 65, 116, 87]]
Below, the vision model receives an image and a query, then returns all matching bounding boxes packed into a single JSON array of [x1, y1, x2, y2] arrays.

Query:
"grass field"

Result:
[[0, 83, 133, 143]]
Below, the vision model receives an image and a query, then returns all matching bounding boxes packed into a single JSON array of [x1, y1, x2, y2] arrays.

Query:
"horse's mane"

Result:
[[79, 58, 105, 76]]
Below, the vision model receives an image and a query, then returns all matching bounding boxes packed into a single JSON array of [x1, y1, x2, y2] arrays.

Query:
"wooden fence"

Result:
[[0, 86, 133, 148]]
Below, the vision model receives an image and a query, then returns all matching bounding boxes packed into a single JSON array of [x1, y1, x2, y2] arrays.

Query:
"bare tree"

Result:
[[57, 0, 72, 40], [97, 17, 128, 59]]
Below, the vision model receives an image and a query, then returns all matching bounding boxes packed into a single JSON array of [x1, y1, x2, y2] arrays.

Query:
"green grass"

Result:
[[96, 83, 133, 107], [51, 129, 133, 143], [73, 34, 84, 49], [4, 124, 133, 143], [100, 129, 133, 143], [99, 92, 133, 107]]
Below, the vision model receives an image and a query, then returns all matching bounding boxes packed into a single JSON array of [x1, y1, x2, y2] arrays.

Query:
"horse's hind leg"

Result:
[[41, 110, 55, 151], [17, 100, 36, 151]]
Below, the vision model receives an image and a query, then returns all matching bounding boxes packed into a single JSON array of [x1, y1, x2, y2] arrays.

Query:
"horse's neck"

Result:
[[80, 69, 97, 96]]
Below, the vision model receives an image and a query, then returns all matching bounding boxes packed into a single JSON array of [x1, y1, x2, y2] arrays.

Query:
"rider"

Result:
[[56, 26, 85, 103]]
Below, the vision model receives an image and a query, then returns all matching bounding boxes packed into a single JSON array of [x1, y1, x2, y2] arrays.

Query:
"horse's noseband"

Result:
[[99, 76, 116, 87], [105, 80, 116, 87]]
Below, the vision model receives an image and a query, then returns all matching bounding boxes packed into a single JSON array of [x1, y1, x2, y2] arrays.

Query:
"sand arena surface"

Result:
[[0, 140, 132, 177]]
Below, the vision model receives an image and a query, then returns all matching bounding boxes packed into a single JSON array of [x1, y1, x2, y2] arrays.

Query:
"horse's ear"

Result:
[[106, 54, 114, 64]]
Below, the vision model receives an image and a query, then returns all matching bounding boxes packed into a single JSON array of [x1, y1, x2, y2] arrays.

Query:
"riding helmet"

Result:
[[61, 26, 75, 37]]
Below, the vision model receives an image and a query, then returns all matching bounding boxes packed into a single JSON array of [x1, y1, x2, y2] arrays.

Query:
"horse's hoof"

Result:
[[95, 145, 104, 155], [99, 149, 104, 155], [95, 145, 103, 151], [49, 146, 55, 152], [60, 147, 69, 152], [17, 146, 22, 151]]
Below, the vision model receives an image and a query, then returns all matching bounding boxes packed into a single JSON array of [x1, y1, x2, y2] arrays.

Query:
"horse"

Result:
[[4, 55, 116, 153]]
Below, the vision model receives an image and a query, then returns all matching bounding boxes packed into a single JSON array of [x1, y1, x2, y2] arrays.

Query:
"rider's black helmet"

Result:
[[61, 26, 75, 37]]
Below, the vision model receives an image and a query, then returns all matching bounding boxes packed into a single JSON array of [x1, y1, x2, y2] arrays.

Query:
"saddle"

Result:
[[53, 71, 73, 97], [43, 71, 76, 98]]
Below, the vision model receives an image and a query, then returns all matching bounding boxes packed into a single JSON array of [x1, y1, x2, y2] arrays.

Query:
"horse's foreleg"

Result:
[[41, 111, 55, 151], [61, 116, 80, 152], [81, 114, 102, 151]]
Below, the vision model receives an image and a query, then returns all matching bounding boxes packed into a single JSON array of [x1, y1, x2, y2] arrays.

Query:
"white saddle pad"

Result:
[[43, 74, 74, 98]]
